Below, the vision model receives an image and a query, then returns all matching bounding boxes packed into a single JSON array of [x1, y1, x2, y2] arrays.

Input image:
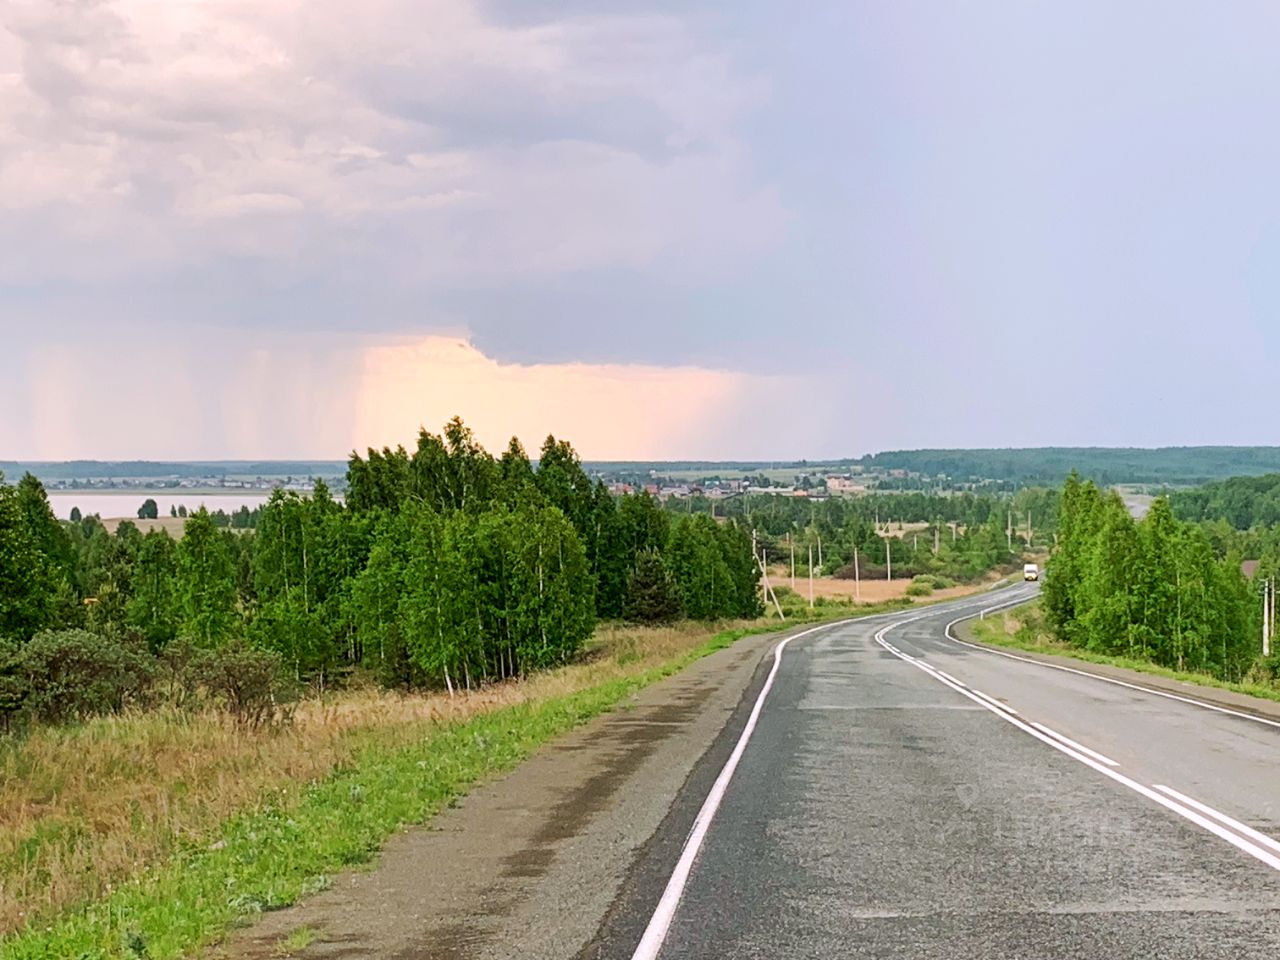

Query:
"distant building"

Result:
[[826, 476, 868, 495]]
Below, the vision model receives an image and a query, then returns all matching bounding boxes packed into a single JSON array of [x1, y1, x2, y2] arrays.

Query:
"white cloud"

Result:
[[0, 0, 781, 286]]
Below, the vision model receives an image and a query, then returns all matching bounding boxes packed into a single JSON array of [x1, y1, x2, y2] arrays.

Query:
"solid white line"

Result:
[[1152, 785, 1280, 858], [629, 616, 850, 960], [630, 587, 1029, 960], [970, 688, 1019, 716], [1030, 721, 1117, 767], [874, 618, 1280, 878], [942, 616, 1280, 732]]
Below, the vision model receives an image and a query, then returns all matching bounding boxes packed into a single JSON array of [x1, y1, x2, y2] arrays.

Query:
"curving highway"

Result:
[[584, 585, 1280, 959]]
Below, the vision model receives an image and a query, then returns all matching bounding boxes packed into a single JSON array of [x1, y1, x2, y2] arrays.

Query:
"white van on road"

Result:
[[1023, 563, 1040, 582]]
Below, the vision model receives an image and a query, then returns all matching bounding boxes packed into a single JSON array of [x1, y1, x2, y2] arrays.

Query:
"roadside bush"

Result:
[[905, 581, 933, 597], [17, 629, 157, 725], [0, 638, 25, 733], [193, 640, 296, 728]]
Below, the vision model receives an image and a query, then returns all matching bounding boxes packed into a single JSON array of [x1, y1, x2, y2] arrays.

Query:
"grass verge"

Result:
[[965, 601, 1280, 705]]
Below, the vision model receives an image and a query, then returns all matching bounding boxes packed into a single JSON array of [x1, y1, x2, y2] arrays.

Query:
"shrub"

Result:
[[0, 638, 25, 733], [193, 640, 296, 728], [17, 630, 157, 725], [905, 581, 933, 597]]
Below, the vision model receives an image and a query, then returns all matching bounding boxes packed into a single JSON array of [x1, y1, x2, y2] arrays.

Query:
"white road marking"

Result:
[[1152, 784, 1280, 858], [629, 617, 852, 960], [969, 688, 1019, 716], [943, 604, 1280, 732], [875, 617, 1280, 878], [1030, 721, 1118, 767], [630, 587, 1031, 960]]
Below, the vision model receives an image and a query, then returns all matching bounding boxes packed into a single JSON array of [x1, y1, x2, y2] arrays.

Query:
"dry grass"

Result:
[[101, 516, 189, 537], [766, 565, 1003, 604], [0, 620, 750, 936]]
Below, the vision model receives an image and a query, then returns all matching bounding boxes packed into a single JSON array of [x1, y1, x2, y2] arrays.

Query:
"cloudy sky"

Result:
[[4, 1, 1280, 460]]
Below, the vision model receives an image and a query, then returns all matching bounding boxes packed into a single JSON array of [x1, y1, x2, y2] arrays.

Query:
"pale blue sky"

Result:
[[3, 1, 1278, 458]]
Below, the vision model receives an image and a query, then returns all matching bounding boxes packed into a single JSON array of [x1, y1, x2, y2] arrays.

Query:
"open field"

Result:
[[765, 564, 1006, 604]]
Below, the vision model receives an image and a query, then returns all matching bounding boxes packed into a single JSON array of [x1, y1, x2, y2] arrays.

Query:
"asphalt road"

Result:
[[585, 585, 1280, 959]]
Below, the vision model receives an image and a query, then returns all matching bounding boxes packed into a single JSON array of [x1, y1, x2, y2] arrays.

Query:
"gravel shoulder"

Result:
[[218, 623, 815, 960]]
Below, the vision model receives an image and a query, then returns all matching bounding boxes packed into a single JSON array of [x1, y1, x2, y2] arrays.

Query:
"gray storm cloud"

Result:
[[5, 1, 1280, 458]]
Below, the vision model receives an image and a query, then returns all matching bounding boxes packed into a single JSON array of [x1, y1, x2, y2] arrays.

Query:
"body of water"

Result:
[[47, 492, 278, 521]]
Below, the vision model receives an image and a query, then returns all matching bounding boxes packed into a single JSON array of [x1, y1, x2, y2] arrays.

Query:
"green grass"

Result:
[[966, 602, 1280, 705], [0, 619, 815, 960]]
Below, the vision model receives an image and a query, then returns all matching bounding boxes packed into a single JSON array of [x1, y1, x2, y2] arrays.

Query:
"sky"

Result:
[[4, 0, 1280, 460]]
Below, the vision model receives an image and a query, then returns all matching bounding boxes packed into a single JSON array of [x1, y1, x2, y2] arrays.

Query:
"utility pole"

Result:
[[913, 532, 918, 553], [1007, 511, 1012, 551], [933, 524, 940, 555], [808, 544, 815, 609], [1266, 579, 1273, 658], [757, 545, 785, 620], [1027, 510, 1033, 549], [817, 534, 823, 571], [886, 537, 892, 582], [790, 533, 796, 591], [854, 545, 861, 600]]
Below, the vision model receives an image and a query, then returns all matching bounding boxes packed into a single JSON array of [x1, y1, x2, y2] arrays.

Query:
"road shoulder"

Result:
[[217, 623, 814, 960]]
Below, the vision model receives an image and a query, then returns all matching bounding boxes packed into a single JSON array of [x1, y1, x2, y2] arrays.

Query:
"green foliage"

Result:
[[623, 549, 684, 624], [0, 423, 765, 728], [859, 447, 1280, 485], [15, 630, 156, 725], [126, 530, 179, 650], [1043, 476, 1257, 680], [137, 498, 159, 520], [192, 639, 292, 727], [175, 509, 236, 647], [1172, 473, 1280, 529]]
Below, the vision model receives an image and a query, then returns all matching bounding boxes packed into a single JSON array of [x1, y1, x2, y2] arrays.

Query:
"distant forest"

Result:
[[856, 448, 1280, 486]]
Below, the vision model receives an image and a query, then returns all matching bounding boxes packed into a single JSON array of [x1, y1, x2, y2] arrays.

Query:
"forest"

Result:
[[0, 419, 762, 730], [858, 447, 1280, 485], [1043, 474, 1259, 680], [1171, 473, 1280, 530]]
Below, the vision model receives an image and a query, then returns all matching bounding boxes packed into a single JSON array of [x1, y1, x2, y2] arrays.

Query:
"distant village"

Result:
[[602, 465, 982, 502], [38, 475, 338, 493]]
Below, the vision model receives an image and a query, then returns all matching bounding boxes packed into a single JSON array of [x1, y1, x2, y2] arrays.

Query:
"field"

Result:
[[765, 564, 1004, 604]]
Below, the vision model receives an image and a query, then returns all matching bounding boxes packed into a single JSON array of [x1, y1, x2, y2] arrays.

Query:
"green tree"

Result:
[[127, 530, 179, 650], [665, 515, 736, 621], [624, 549, 684, 623], [175, 508, 236, 647], [138, 498, 159, 520]]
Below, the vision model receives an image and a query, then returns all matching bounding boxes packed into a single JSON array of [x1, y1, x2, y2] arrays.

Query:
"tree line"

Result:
[[0, 420, 762, 727], [1043, 473, 1257, 679]]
